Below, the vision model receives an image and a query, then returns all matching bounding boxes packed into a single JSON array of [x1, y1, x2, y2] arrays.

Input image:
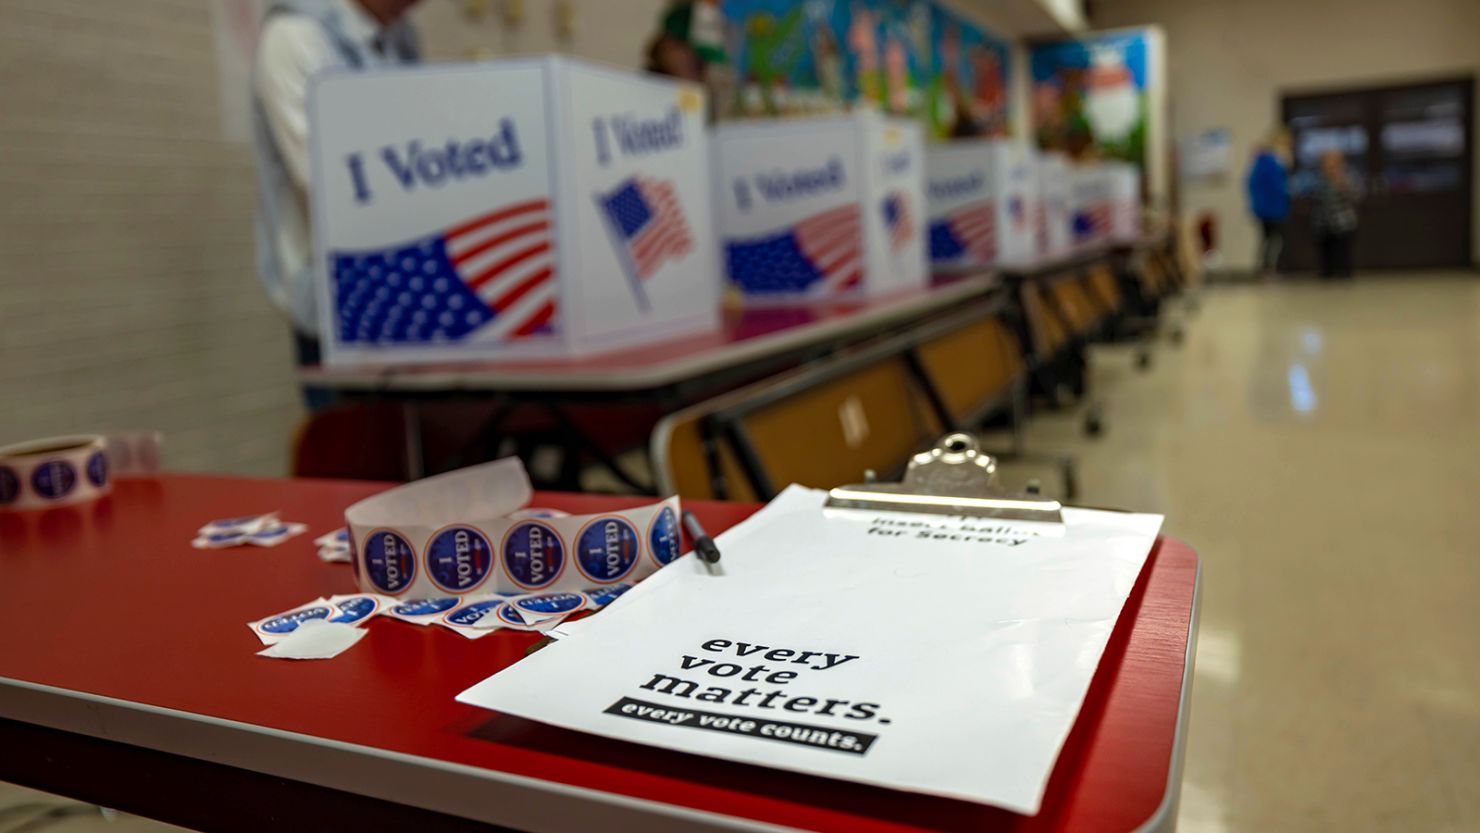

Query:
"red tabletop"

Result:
[[0, 475, 1197, 833]]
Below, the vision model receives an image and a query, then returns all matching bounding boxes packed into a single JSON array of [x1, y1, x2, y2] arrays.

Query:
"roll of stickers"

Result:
[[345, 458, 683, 599], [0, 435, 112, 511]]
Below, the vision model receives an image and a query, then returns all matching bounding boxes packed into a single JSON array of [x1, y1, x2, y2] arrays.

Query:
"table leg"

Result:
[[401, 401, 425, 481]]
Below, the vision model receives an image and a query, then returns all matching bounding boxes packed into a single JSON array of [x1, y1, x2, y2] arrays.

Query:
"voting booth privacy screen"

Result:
[[1035, 151, 1073, 258], [712, 112, 928, 303], [924, 138, 1038, 270], [310, 58, 719, 366], [1069, 162, 1141, 246]]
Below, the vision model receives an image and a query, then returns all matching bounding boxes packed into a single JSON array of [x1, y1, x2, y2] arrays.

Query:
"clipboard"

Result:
[[825, 432, 1064, 524]]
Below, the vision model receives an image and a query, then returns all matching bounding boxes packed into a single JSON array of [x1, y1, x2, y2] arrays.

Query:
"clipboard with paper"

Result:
[[456, 434, 1163, 814]]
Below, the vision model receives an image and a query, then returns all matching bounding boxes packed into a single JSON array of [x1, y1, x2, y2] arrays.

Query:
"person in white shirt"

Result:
[[251, 0, 421, 407]]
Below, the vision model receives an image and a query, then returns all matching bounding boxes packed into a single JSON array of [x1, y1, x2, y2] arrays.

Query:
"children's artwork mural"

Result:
[[925, 3, 1009, 138], [719, 0, 1012, 140], [1028, 29, 1157, 169]]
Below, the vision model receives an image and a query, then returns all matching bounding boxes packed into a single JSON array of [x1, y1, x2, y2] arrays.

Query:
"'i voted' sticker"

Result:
[[31, 460, 77, 500], [446, 600, 505, 627], [502, 521, 566, 590], [195, 530, 249, 548], [426, 525, 494, 594], [199, 513, 277, 535], [513, 591, 586, 617], [261, 606, 332, 633], [391, 596, 460, 618], [0, 467, 20, 505], [495, 603, 571, 632], [364, 529, 417, 595], [440, 599, 508, 637], [257, 604, 333, 636], [496, 604, 534, 627], [575, 516, 639, 584], [85, 450, 108, 488], [585, 583, 632, 608], [648, 505, 681, 566], [329, 596, 382, 625]]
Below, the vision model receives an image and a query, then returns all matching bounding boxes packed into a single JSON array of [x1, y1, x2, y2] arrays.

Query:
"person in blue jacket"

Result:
[[1246, 128, 1291, 278]]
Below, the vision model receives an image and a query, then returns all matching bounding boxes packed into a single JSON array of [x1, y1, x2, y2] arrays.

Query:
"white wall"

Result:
[[410, 0, 666, 67], [1095, 0, 1480, 272], [0, 0, 301, 475], [0, 0, 666, 475]]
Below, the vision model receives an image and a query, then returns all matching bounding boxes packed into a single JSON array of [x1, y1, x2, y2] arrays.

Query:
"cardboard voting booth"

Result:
[[1035, 151, 1073, 259], [309, 57, 719, 366], [1069, 164, 1114, 247], [710, 112, 927, 303], [924, 138, 1038, 271]]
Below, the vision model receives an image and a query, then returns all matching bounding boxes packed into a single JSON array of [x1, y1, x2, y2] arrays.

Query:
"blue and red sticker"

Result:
[[444, 599, 505, 628], [0, 467, 19, 505], [260, 604, 333, 634], [647, 505, 681, 566], [329, 596, 381, 625], [363, 528, 416, 595], [576, 515, 640, 584], [585, 583, 631, 608], [31, 460, 76, 500], [86, 451, 108, 488], [502, 521, 566, 590], [513, 592, 586, 617], [495, 604, 536, 627], [391, 596, 459, 618], [426, 525, 494, 594]]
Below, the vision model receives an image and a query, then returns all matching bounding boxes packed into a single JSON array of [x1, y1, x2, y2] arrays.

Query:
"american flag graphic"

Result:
[[928, 199, 996, 263], [881, 192, 913, 253], [725, 204, 862, 296], [332, 199, 556, 344], [1073, 201, 1112, 242], [597, 176, 692, 309], [1008, 195, 1027, 231]]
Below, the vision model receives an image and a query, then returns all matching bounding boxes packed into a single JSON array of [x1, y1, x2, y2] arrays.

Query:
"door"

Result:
[[1281, 77, 1473, 271]]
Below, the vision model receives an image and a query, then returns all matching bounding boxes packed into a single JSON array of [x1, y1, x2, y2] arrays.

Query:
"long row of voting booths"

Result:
[[309, 56, 1145, 369], [923, 138, 1142, 273]]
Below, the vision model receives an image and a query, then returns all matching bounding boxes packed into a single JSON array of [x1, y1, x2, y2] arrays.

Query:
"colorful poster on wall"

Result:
[[719, 0, 1011, 139], [926, 4, 1010, 138], [1029, 28, 1160, 170]]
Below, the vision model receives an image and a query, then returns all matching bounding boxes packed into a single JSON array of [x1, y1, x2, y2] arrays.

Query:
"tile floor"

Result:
[[3, 274, 1478, 832], [1007, 273, 1480, 833]]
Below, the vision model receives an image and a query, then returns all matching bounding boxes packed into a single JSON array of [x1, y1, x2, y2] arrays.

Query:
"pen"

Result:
[[682, 510, 722, 566]]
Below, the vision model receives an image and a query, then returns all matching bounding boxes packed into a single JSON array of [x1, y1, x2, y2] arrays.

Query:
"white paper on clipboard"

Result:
[[457, 485, 1161, 814]]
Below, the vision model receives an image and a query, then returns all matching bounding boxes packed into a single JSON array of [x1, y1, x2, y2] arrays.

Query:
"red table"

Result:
[[0, 475, 1199, 833]]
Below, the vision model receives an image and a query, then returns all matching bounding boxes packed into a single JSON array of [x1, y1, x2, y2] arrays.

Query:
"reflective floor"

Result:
[[3, 274, 1479, 832], [1010, 273, 1480, 833]]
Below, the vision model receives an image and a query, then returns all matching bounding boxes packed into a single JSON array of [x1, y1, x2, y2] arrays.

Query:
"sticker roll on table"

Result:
[[0, 435, 111, 511], [344, 458, 683, 599]]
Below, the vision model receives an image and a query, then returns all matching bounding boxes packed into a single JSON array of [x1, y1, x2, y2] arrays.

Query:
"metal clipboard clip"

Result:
[[825, 433, 1064, 524]]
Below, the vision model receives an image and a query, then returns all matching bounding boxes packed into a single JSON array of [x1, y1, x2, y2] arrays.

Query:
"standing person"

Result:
[[1245, 128, 1291, 279], [251, 0, 423, 409], [1312, 149, 1359, 280]]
